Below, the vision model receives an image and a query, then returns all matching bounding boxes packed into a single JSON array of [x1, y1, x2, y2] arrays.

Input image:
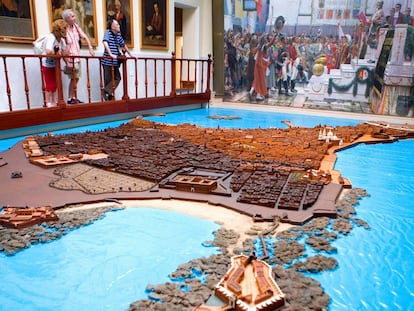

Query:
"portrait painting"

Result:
[[48, 0, 97, 46], [104, 0, 133, 47], [0, 0, 36, 43], [141, 0, 168, 50]]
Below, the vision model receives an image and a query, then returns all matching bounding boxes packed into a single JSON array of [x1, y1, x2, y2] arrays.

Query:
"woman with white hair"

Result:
[[62, 8, 94, 104]]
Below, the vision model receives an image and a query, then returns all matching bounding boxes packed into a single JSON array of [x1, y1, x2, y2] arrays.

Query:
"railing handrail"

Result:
[[0, 52, 212, 132], [0, 52, 212, 110], [0, 52, 211, 60]]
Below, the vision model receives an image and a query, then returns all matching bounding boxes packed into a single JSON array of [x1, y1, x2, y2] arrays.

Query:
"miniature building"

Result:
[[29, 155, 79, 167], [318, 127, 343, 145], [0, 206, 58, 229], [23, 136, 107, 168], [194, 255, 285, 311], [159, 168, 231, 196], [174, 175, 218, 193]]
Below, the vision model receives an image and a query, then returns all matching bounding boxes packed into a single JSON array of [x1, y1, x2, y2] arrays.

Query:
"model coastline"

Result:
[[0, 117, 412, 310]]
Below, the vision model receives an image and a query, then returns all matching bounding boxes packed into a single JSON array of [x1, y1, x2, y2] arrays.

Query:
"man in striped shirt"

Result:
[[101, 18, 132, 101]]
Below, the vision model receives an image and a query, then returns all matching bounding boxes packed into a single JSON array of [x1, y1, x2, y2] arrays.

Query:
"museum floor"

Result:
[[223, 86, 374, 114]]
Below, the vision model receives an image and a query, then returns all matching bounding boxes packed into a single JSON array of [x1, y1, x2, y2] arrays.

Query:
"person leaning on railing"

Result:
[[42, 19, 68, 108], [62, 8, 95, 105], [101, 18, 132, 101]]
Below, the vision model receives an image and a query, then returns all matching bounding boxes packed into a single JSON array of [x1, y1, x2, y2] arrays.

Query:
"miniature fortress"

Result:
[[195, 255, 285, 311]]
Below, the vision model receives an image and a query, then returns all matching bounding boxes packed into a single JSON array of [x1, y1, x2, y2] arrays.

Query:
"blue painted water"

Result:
[[0, 107, 413, 310], [0, 208, 220, 311], [145, 107, 362, 129], [312, 140, 414, 311]]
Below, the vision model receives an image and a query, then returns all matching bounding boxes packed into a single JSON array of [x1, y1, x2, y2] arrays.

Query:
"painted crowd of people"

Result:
[[224, 2, 413, 101], [225, 28, 348, 100]]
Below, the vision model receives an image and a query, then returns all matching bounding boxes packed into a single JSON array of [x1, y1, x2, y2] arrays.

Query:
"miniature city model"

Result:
[[10, 118, 412, 226]]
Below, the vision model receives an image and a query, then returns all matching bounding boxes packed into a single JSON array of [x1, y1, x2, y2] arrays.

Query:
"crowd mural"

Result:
[[224, 1, 414, 102]]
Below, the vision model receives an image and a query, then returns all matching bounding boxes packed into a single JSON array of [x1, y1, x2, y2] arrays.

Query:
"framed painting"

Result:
[[141, 0, 168, 50], [48, 0, 98, 46], [104, 0, 133, 47], [0, 0, 37, 43]]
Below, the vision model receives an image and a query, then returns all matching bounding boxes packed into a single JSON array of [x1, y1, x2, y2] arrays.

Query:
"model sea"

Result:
[[0, 107, 413, 310]]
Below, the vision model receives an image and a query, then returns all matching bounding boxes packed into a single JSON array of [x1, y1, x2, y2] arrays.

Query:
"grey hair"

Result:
[[62, 9, 73, 21]]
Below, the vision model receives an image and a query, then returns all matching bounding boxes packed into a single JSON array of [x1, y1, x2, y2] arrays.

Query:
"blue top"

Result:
[[101, 30, 126, 66]]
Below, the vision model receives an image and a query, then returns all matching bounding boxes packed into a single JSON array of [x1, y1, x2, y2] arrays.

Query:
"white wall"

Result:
[[175, 0, 212, 58], [0, 0, 212, 57]]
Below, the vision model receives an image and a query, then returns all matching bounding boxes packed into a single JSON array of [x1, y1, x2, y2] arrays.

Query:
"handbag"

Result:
[[74, 24, 82, 49], [64, 63, 74, 74]]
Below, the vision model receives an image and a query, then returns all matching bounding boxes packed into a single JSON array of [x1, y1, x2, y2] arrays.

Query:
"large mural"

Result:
[[223, 0, 414, 117]]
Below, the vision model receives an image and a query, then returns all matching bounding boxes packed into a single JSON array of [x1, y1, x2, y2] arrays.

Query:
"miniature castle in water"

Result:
[[194, 255, 285, 311]]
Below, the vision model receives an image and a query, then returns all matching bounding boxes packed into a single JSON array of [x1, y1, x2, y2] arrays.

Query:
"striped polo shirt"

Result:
[[101, 30, 126, 66]]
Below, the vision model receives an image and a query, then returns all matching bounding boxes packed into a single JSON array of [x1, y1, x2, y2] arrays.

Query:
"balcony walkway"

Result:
[[0, 53, 212, 136]]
